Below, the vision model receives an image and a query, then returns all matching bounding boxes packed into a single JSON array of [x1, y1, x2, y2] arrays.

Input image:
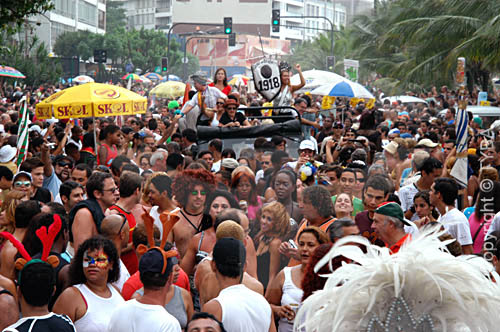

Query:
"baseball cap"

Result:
[[0, 145, 17, 163], [388, 128, 400, 135], [213, 238, 246, 267], [375, 201, 410, 226], [190, 72, 208, 85], [383, 141, 399, 155], [299, 140, 315, 151], [417, 138, 438, 148], [139, 248, 177, 276], [29, 125, 42, 134], [221, 158, 239, 170], [13, 171, 32, 182], [400, 133, 413, 139]]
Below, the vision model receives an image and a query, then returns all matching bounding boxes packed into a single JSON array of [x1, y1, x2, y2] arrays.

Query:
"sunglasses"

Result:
[[226, 106, 238, 110], [58, 161, 72, 168], [102, 187, 119, 193], [14, 181, 31, 188], [261, 161, 271, 165], [216, 102, 225, 105], [117, 213, 127, 235], [191, 190, 207, 196]]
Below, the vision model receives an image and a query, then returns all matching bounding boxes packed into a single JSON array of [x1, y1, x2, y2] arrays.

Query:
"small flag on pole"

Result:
[[16, 96, 29, 167], [450, 57, 468, 188]]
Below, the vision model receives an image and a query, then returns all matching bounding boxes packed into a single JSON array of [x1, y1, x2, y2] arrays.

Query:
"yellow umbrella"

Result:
[[150, 81, 186, 99], [35, 83, 147, 119]]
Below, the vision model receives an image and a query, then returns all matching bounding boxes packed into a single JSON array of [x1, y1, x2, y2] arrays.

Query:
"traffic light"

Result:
[[93, 49, 107, 63], [228, 33, 236, 47], [100, 50, 107, 63], [224, 17, 232, 34], [272, 9, 280, 33], [161, 57, 168, 72], [326, 56, 335, 70]]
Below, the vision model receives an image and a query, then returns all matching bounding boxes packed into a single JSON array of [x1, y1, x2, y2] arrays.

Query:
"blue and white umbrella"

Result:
[[162, 74, 181, 82], [311, 79, 374, 99]]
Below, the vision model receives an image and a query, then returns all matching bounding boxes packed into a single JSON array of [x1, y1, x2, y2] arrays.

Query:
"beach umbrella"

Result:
[[290, 69, 346, 92], [150, 81, 186, 99], [382, 96, 428, 105], [73, 75, 95, 84], [228, 74, 250, 86], [0, 65, 26, 79], [122, 73, 143, 82], [144, 72, 163, 81], [161, 74, 181, 82], [311, 80, 374, 99], [35, 83, 147, 120], [140, 75, 152, 84]]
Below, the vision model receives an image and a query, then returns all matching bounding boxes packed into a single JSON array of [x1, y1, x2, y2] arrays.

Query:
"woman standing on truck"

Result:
[[209, 68, 232, 96], [273, 62, 305, 107]]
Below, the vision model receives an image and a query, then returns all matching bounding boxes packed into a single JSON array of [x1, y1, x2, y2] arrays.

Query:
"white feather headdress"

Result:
[[295, 228, 500, 332]]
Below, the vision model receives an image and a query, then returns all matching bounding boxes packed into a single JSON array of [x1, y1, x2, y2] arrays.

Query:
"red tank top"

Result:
[[97, 143, 118, 167]]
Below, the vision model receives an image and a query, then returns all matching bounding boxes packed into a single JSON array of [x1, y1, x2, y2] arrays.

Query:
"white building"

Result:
[[271, 0, 347, 41], [122, 0, 172, 32], [171, 0, 272, 36], [120, 0, 366, 41], [30, 0, 106, 54]]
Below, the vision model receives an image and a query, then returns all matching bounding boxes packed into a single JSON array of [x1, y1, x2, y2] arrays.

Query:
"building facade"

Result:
[[121, 0, 173, 32], [30, 0, 106, 54]]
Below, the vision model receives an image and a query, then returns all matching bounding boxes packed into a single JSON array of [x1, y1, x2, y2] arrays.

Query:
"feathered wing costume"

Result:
[[296, 228, 500, 332]]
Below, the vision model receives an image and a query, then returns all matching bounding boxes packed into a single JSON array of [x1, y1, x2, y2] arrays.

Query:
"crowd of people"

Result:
[[0, 63, 500, 332]]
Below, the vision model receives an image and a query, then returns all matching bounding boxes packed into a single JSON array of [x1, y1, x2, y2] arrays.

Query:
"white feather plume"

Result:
[[295, 227, 500, 332]]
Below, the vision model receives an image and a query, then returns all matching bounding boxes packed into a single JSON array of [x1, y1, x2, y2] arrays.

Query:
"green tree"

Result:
[[0, 0, 54, 32], [106, 1, 127, 34], [346, 0, 500, 93], [0, 33, 62, 87]]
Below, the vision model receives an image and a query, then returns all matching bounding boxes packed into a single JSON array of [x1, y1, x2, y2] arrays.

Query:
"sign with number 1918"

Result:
[[251, 58, 281, 102]]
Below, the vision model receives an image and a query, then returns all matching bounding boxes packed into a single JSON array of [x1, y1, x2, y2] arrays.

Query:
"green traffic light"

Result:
[[225, 28, 231, 33], [273, 20, 278, 25]]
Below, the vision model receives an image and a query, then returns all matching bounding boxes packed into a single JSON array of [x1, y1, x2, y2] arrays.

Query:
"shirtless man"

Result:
[[0, 200, 41, 280], [194, 214, 262, 306], [184, 208, 257, 278], [168, 168, 216, 257]]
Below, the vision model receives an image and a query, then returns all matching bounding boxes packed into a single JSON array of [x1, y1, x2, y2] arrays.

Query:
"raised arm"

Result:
[[290, 64, 305, 93]]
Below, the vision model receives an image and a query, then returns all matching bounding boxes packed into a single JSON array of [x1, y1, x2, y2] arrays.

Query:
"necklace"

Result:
[[183, 208, 203, 216]]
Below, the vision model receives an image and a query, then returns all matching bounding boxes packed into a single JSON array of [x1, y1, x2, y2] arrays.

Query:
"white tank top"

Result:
[[74, 283, 124, 332], [278, 267, 304, 332], [214, 284, 271, 332], [150, 206, 162, 235]]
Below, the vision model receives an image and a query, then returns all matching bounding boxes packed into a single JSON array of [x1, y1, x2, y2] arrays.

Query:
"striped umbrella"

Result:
[[144, 72, 163, 81], [0, 65, 26, 79], [121, 73, 143, 82], [311, 79, 374, 99], [228, 74, 250, 86]]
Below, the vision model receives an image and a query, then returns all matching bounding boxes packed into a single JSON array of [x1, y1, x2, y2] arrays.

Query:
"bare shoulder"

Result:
[[243, 273, 264, 295], [202, 298, 222, 319], [75, 207, 93, 219], [269, 238, 282, 251]]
